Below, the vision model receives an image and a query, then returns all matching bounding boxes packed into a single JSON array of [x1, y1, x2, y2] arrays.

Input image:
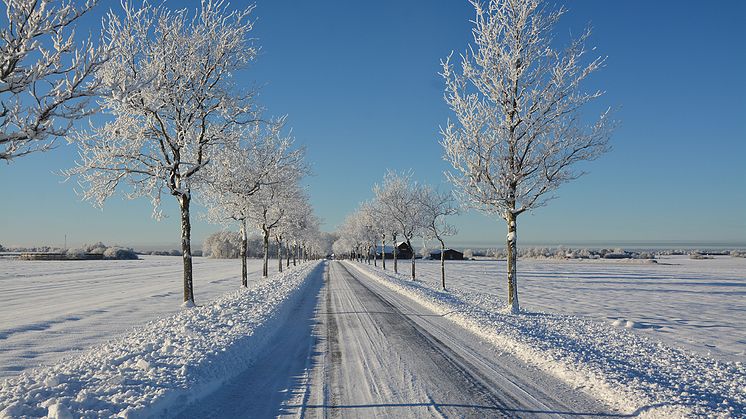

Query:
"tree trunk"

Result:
[[277, 237, 283, 273], [240, 219, 248, 288], [179, 194, 195, 304], [408, 239, 415, 280], [439, 239, 446, 290], [293, 243, 298, 266], [506, 212, 519, 313], [286, 245, 291, 268], [262, 228, 269, 278], [381, 235, 386, 270], [393, 233, 398, 273], [373, 242, 377, 267]]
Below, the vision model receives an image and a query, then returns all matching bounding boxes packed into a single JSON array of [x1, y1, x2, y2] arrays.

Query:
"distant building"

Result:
[[429, 249, 464, 261], [375, 242, 414, 259], [396, 242, 413, 259]]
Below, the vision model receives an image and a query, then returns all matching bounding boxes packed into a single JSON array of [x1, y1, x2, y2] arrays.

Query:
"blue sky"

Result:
[[1, 0, 744, 249]]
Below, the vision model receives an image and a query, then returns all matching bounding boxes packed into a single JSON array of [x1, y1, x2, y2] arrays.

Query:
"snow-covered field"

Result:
[[2, 254, 744, 417], [410, 255, 746, 362], [351, 256, 746, 417], [0, 260, 323, 418], [0, 255, 280, 379]]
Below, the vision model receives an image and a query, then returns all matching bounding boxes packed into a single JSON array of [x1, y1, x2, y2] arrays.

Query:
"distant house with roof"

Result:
[[429, 248, 464, 261], [375, 242, 414, 259]]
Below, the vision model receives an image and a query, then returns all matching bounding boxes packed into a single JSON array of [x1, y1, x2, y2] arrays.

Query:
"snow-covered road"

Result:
[[177, 261, 611, 418]]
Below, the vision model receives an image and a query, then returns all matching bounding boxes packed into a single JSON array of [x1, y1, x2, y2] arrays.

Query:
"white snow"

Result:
[[419, 255, 746, 362], [0, 260, 323, 418], [349, 256, 746, 417], [0, 255, 276, 379], [2, 253, 744, 417]]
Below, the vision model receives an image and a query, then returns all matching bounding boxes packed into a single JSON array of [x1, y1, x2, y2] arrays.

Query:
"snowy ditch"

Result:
[[347, 261, 745, 418], [0, 260, 324, 418]]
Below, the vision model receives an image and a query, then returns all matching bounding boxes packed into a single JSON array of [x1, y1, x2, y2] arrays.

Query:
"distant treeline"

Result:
[[459, 247, 746, 260], [201, 231, 338, 259], [1, 242, 139, 260]]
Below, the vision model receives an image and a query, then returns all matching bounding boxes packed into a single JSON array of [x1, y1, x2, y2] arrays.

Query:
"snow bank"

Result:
[[348, 262, 745, 418], [0, 261, 323, 418]]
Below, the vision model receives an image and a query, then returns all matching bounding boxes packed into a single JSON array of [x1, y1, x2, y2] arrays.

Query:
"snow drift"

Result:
[[0, 261, 324, 418]]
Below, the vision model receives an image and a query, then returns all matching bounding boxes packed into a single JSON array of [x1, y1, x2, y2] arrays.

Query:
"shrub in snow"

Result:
[[418, 246, 430, 258], [731, 250, 746, 258], [689, 252, 713, 260], [83, 242, 108, 254], [103, 247, 139, 260], [145, 249, 183, 256], [89, 246, 106, 255], [65, 248, 87, 258], [486, 248, 506, 259], [604, 251, 631, 259]]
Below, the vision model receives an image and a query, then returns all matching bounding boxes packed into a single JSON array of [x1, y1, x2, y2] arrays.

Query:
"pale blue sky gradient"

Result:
[[1, 0, 744, 249]]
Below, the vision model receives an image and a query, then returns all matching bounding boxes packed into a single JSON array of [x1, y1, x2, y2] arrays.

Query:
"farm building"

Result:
[[429, 249, 464, 260], [375, 242, 414, 259]]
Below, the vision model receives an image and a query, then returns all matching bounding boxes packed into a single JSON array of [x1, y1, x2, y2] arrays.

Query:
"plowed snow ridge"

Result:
[[347, 261, 745, 418], [0, 261, 323, 418]]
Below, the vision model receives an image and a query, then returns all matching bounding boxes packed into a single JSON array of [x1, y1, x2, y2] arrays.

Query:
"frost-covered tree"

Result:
[[300, 224, 326, 261], [332, 236, 352, 260], [65, 1, 258, 305], [247, 167, 306, 277], [1, 0, 107, 161], [419, 187, 459, 289], [337, 205, 378, 265], [202, 231, 241, 259], [335, 217, 357, 261], [202, 119, 304, 287], [279, 197, 317, 268], [373, 170, 423, 279], [366, 199, 391, 270], [358, 202, 380, 266], [273, 191, 312, 273], [441, 0, 614, 312]]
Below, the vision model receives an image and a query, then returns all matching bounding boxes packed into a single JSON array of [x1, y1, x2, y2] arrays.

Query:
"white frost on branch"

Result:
[[0, 0, 108, 161], [440, 0, 615, 312], [63, 0, 260, 304], [440, 0, 614, 220], [201, 117, 305, 227], [64, 0, 259, 217]]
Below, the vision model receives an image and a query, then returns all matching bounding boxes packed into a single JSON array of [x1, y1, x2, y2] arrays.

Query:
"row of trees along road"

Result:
[[3, 0, 613, 313], [336, 0, 614, 314], [2, 0, 318, 306], [334, 170, 459, 290]]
